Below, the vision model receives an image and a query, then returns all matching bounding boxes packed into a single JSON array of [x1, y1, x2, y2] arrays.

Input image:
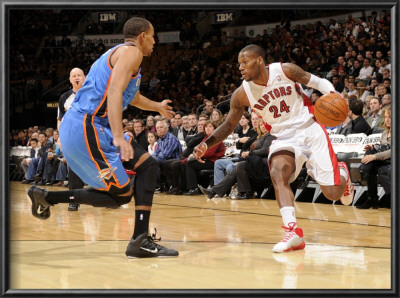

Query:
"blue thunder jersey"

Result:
[[59, 43, 142, 191], [71, 43, 142, 118]]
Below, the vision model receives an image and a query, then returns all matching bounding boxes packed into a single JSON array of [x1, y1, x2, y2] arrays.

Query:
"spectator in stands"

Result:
[[200, 120, 275, 200], [210, 109, 224, 127], [381, 93, 391, 108], [133, 119, 149, 150], [172, 112, 189, 142], [147, 131, 158, 155], [310, 91, 321, 105], [213, 112, 257, 185], [356, 81, 367, 99], [10, 133, 20, 147], [45, 127, 55, 144], [383, 78, 391, 94], [24, 132, 50, 184], [54, 155, 68, 187], [145, 115, 156, 133], [343, 81, 357, 98], [199, 112, 209, 122], [360, 77, 379, 102], [17, 130, 29, 146], [33, 131, 54, 183], [187, 113, 198, 136], [381, 68, 391, 79], [184, 121, 225, 195], [363, 95, 374, 117], [173, 111, 184, 130], [357, 107, 391, 209], [152, 120, 182, 192], [378, 57, 390, 74], [374, 84, 388, 101], [202, 99, 214, 118], [356, 58, 374, 82], [163, 119, 207, 195], [42, 130, 60, 185], [21, 138, 39, 184], [365, 97, 384, 133], [348, 98, 372, 135], [350, 59, 362, 78]]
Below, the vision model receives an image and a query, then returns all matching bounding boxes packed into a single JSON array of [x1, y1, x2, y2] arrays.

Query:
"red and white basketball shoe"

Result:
[[338, 161, 354, 206], [272, 222, 306, 253]]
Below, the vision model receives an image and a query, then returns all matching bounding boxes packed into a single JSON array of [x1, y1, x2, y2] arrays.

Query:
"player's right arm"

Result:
[[193, 86, 247, 160], [282, 63, 335, 95]]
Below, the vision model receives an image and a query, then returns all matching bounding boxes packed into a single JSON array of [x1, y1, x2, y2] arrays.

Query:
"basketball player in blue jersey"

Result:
[[194, 44, 354, 253], [27, 17, 178, 258]]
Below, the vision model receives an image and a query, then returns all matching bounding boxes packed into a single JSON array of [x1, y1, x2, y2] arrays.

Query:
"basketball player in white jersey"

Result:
[[193, 44, 354, 253]]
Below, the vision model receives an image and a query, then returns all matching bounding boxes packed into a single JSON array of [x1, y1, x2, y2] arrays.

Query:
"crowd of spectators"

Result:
[[10, 9, 392, 206]]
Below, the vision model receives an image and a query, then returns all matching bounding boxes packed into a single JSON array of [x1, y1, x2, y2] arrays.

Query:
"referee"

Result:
[[57, 67, 86, 211]]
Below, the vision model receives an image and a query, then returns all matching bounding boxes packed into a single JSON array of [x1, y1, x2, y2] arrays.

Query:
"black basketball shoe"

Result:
[[125, 229, 179, 258], [27, 186, 53, 220]]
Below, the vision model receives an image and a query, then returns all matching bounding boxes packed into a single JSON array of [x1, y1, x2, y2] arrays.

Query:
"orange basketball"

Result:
[[314, 93, 348, 127]]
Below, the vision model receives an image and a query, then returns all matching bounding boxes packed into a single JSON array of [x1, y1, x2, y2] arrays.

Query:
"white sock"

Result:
[[339, 167, 348, 181], [280, 206, 296, 227]]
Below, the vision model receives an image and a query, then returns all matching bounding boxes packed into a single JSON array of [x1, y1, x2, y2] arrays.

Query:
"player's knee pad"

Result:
[[108, 183, 133, 206], [111, 193, 133, 206]]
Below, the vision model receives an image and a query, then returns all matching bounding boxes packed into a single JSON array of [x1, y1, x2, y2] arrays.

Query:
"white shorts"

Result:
[[268, 121, 341, 186]]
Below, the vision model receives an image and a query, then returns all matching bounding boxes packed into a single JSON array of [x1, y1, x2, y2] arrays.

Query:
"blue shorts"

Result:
[[59, 108, 130, 192]]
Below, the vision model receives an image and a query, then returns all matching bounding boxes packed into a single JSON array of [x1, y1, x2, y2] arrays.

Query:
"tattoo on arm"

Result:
[[283, 63, 311, 85]]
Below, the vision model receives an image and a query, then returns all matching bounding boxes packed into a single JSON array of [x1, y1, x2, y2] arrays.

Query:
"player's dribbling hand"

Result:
[[113, 136, 134, 162], [159, 99, 175, 119], [193, 142, 207, 163]]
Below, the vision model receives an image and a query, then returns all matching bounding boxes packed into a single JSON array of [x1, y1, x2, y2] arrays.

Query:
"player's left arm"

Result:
[[130, 92, 175, 119], [282, 63, 335, 94]]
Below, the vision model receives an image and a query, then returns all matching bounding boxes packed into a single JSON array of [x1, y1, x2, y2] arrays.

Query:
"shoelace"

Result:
[[145, 228, 164, 250], [281, 230, 297, 243], [280, 223, 302, 242]]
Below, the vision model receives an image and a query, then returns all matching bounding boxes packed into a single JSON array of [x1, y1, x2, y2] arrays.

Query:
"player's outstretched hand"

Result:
[[113, 136, 134, 162], [193, 142, 207, 163], [159, 99, 175, 119]]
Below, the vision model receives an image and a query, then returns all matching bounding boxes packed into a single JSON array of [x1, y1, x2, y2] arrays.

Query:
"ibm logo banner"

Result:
[[215, 12, 234, 23], [98, 12, 119, 22]]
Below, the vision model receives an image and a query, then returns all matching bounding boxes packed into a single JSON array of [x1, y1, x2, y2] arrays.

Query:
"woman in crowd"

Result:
[[210, 109, 224, 127], [146, 115, 157, 133], [184, 120, 225, 195]]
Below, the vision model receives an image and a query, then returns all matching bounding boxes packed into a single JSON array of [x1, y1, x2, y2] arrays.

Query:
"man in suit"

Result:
[[365, 97, 384, 133]]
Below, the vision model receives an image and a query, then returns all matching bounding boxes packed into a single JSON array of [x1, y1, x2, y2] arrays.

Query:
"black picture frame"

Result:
[[1, 0, 399, 297]]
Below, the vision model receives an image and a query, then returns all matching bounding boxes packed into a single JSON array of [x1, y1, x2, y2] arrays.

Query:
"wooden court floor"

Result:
[[8, 182, 391, 291]]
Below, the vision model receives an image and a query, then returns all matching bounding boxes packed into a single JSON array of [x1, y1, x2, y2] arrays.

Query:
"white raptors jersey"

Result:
[[242, 63, 314, 138]]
